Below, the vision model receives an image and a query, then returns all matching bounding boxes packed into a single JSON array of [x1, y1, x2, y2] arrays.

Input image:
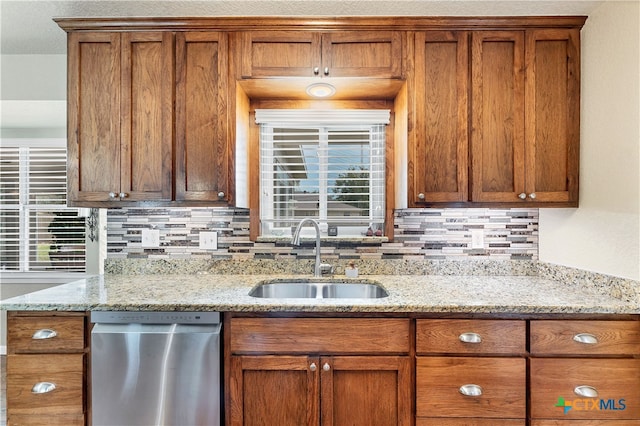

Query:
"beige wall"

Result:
[[539, 0, 640, 280]]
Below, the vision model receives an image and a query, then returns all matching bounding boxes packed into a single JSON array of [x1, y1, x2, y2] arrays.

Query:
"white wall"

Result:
[[539, 0, 640, 280]]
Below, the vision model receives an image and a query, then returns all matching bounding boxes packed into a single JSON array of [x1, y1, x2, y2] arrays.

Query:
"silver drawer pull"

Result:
[[574, 385, 598, 398], [573, 333, 598, 344], [32, 329, 57, 340], [310, 362, 317, 372], [459, 384, 483, 397], [459, 332, 482, 343], [32, 382, 56, 394]]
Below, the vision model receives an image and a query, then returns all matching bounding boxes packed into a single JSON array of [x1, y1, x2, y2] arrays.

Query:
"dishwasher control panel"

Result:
[[91, 311, 220, 324]]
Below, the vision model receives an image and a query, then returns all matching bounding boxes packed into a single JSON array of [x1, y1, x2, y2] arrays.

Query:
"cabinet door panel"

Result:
[[175, 32, 230, 202], [471, 31, 525, 202], [241, 31, 322, 77], [321, 356, 411, 426], [322, 31, 402, 78], [411, 31, 468, 204], [120, 32, 173, 201], [525, 29, 580, 203], [530, 358, 640, 420], [229, 355, 319, 426], [67, 32, 121, 203]]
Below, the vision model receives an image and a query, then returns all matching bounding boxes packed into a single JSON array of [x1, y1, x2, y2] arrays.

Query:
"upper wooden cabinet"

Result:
[[175, 32, 232, 204], [470, 29, 580, 205], [240, 30, 403, 79], [410, 31, 469, 204], [412, 27, 580, 207], [67, 32, 173, 205]]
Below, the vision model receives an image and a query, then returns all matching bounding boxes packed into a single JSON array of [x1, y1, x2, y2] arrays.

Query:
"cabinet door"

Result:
[[524, 29, 580, 204], [175, 32, 231, 203], [229, 355, 320, 426], [470, 31, 526, 203], [240, 31, 322, 78], [120, 32, 173, 202], [67, 32, 121, 203], [321, 356, 411, 426], [322, 31, 403, 78], [411, 31, 468, 204]]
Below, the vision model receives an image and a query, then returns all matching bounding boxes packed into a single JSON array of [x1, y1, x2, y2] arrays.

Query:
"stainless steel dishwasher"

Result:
[[90, 311, 222, 426]]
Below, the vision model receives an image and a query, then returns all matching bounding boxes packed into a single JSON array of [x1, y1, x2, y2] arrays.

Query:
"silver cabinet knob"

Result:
[[32, 382, 56, 394], [418, 193, 425, 200], [459, 384, 483, 397], [529, 193, 536, 199], [323, 363, 330, 372], [573, 333, 598, 345], [310, 362, 317, 372], [217, 191, 225, 199], [574, 385, 598, 398], [313, 67, 320, 75], [459, 332, 482, 343], [323, 67, 329, 76], [119, 192, 128, 199], [109, 192, 117, 199], [518, 193, 527, 200], [32, 329, 57, 340]]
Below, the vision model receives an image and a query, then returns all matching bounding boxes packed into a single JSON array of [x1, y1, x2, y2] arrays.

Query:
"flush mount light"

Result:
[[305, 82, 336, 98]]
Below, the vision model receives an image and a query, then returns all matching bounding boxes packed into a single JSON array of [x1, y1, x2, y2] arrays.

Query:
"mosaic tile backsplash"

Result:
[[106, 207, 539, 263]]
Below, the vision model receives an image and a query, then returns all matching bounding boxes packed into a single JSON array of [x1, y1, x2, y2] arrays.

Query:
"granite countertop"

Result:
[[1, 273, 638, 314]]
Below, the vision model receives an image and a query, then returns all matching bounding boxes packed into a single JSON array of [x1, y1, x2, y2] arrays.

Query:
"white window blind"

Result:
[[257, 110, 388, 237], [0, 142, 86, 272]]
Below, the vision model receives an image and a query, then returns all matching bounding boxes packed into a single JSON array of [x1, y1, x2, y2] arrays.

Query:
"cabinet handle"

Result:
[[418, 193, 425, 200], [459, 332, 482, 343], [529, 193, 537, 199], [323, 67, 329, 76], [518, 193, 527, 200], [323, 363, 330, 371], [32, 382, 56, 394], [459, 384, 483, 397], [574, 385, 598, 398], [310, 362, 317, 372], [217, 191, 225, 199], [573, 333, 598, 345], [32, 329, 57, 340], [119, 192, 128, 199], [313, 67, 320, 75], [109, 192, 118, 199]]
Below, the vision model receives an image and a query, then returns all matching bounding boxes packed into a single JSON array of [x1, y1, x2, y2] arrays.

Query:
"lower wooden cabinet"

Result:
[[6, 312, 88, 426], [227, 316, 412, 426]]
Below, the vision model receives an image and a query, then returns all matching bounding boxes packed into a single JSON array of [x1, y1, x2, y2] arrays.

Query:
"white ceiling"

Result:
[[1, 0, 605, 54]]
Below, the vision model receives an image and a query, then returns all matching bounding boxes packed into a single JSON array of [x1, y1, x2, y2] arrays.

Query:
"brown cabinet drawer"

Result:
[[416, 357, 526, 419], [7, 354, 85, 416], [417, 419, 525, 425], [530, 320, 640, 355], [416, 319, 526, 354], [7, 413, 85, 426], [230, 318, 410, 354], [530, 358, 640, 420], [531, 421, 640, 425], [7, 315, 85, 353]]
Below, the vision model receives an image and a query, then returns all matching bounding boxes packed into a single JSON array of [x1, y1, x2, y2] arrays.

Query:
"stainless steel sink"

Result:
[[249, 280, 388, 299]]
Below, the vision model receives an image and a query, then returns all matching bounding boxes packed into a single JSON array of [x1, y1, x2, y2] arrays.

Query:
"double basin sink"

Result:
[[249, 280, 388, 299]]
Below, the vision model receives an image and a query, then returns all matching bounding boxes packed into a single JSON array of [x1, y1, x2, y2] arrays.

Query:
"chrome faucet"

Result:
[[291, 218, 332, 277]]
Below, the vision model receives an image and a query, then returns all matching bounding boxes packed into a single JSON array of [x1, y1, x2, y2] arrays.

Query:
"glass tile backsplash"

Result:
[[106, 207, 538, 261]]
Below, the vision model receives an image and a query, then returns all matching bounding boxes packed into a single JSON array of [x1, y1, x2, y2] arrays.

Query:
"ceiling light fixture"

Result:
[[306, 83, 336, 98]]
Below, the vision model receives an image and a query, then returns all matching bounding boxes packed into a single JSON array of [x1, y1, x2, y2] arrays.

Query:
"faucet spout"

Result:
[[291, 218, 323, 277]]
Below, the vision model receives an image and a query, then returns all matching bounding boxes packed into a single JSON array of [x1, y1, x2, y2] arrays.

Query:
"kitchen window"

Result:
[[257, 109, 389, 238], [0, 140, 86, 272]]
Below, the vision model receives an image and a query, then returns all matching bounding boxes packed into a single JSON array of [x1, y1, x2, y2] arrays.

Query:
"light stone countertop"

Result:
[[1, 273, 638, 314]]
